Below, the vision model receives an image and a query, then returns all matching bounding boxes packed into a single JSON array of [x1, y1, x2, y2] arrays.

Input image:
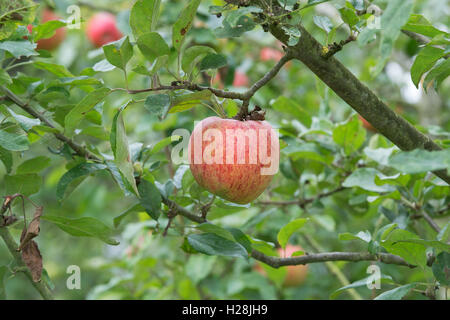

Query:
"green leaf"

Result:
[[5, 173, 41, 196], [437, 222, 450, 243], [144, 93, 170, 118], [7, 107, 40, 131], [388, 149, 450, 174], [432, 252, 450, 285], [411, 45, 445, 88], [137, 179, 161, 220], [32, 19, 66, 41], [0, 0, 37, 41], [130, 0, 161, 38], [381, 229, 427, 267], [281, 26, 302, 46], [283, 142, 333, 164], [271, 96, 311, 127], [187, 233, 248, 259], [198, 53, 227, 71], [0, 146, 13, 173], [394, 239, 450, 253], [41, 215, 119, 245], [186, 255, 217, 285], [56, 162, 107, 200], [58, 76, 102, 87], [0, 128, 29, 151], [136, 32, 169, 63], [196, 223, 235, 242], [313, 16, 333, 33], [331, 274, 394, 299], [172, 0, 202, 51], [277, 218, 309, 249], [0, 40, 37, 58], [424, 58, 450, 91], [169, 90, 212, 113], [339, 230, 371, 243], [225, 6, 262, 27], [17, 156, 51, 174], [33, 61, 74, 77], [214, 15, 256, 38], [343, 168, 395, 193], [374, 283, 416, 300], [93, 59, 116, 72], [110, 102, 139, 196], [333, 116, 366, 155], [339, 7, 359, 28], [149, 135, 181, 156], [403, 14, 448, 38], [226, 227, 252, 254], [0, 68, 12, 85], [364, 146, 396, 166], [65, 87, 111, 136], [371, 0, 414, 75], [103, 36, 133, 70], [113, 203, 144, 228], [182, 45, 216, 74]]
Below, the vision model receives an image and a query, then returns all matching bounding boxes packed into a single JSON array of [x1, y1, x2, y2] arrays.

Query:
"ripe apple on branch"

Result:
[[188, 115, 279, 204]]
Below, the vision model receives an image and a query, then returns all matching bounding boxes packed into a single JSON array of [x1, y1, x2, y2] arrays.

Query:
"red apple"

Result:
[[188, 117, 279, 204], [254, 244, 308, 287], [358, 114, 377, 132], [260, 47, 284, 62], [86, 12, 122, 48], [232, 71, 249, 87], [27, 8, 66, 51], [213, 71, 250, 88]]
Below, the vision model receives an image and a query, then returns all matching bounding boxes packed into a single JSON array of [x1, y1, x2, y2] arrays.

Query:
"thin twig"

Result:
[[257, 186, 346, 207], [0, 86, 101, 161], [161, 193, 414, 268]]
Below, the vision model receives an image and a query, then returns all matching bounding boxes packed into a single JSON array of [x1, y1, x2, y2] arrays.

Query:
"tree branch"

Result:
[[403, 200, 442, 233], [0, 227, 54, 300], [322, 34, 356, 59], [257, 186, 346, 207], [161, 193, 414, 268], [267, 23, 450, 185], [0, 86, 101, 161], [250, 249, 413, 268], [0, 202, 54, 300]]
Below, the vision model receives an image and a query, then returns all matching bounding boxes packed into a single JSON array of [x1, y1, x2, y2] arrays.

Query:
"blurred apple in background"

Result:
[[232, 71, 249, 87], [358, 114, 377, 132], [213, 70, 250, 88], [254, 244, 308, 287], [27, 8, 66, 51], [260, 47, 283, 62], [86, 12, 122, 48]]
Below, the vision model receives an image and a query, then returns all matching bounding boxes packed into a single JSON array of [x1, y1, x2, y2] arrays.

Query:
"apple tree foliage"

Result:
[[0, 0, 449, 300]]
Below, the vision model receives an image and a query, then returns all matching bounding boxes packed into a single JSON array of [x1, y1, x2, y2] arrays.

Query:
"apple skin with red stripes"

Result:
[[188, 117, 279, 204]]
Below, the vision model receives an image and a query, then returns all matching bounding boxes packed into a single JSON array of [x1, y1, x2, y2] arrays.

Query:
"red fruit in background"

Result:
[[260, 47, 283, 62], [213, 71, 250, 88], [28, 8, 66, 51], [86, 12, 122, 48], [358, 114, 377, 132], [188, 117, 279, 204], [232, 71, 249, 87], [254, 244, 308, 287]]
